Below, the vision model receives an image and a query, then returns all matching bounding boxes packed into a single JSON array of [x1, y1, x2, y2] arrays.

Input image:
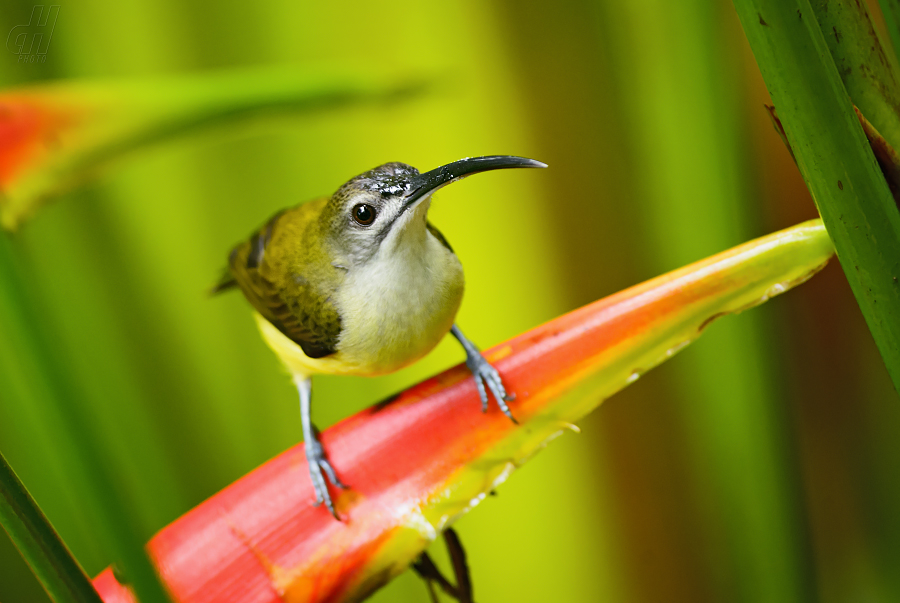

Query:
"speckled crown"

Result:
[[340, 162, 420, 198]]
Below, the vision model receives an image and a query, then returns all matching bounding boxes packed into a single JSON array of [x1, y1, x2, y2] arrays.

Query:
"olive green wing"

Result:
[[222, 208, 342, 359]]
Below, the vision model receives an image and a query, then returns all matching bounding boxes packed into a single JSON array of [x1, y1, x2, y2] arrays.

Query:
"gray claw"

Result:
[[305, 436, 346, 519], [465, 352, 517, 424], [473, 373, 489, 413], [451, 325, 517, 424], [318, 456, 348, 490]]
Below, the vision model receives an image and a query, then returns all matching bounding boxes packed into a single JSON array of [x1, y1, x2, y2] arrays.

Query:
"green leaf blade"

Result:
[[0, 451, 103, 603], [733, 0, 900, 395]]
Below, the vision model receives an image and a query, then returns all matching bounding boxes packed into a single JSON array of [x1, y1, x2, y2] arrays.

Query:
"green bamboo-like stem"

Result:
[[0, 450, 103, 603], [732, 0, 900, 395], [811, 0, 900, 150]]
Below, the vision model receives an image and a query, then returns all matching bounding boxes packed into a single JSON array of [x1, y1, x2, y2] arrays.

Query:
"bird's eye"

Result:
[[352, 203, 376, 226]]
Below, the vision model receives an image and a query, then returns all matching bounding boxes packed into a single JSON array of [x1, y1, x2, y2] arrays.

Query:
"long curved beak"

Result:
[[402, 155, 547, 209]]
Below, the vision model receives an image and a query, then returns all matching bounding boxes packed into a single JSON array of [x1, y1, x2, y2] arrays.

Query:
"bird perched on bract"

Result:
[[213, 156, 547, 517]]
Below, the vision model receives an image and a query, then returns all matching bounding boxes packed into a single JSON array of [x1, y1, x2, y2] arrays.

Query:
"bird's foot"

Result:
[[305, 427, 347, 519], [463, 349, 517, 424]]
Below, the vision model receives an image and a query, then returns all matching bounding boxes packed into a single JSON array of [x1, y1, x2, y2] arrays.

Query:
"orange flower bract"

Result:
[[92, 220, 834, 603]]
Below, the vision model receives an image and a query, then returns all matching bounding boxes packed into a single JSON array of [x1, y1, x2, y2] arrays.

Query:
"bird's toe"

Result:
[[465, 352, 517, 423], [305, 438, 346, 519]]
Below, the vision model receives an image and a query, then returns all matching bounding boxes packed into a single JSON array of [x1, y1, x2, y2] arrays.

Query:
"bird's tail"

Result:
[[209, 268, 237, 296]]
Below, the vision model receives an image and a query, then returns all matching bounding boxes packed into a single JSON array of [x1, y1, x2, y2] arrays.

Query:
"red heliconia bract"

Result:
[[91, 220, 834, 603]]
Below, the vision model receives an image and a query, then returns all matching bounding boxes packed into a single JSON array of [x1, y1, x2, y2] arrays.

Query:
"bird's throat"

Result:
[[331, 220, 464, 375]]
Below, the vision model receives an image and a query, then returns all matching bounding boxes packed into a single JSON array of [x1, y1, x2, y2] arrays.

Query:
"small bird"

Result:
[[214, 156, 547, 517]]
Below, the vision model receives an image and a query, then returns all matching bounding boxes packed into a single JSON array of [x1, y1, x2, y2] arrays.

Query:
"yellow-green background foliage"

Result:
[[1, 0, 898, 601]]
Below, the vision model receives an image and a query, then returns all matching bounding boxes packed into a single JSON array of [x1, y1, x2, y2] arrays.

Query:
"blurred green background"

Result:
[[1, 0, 899, 602]]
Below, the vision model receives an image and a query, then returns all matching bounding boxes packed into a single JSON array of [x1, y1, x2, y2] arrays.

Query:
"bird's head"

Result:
[[321, 156, 546, 266]]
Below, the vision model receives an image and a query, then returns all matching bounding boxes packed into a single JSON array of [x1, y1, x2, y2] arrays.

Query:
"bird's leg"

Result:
[[450, 324, 516, 423], [296, 376, 347, 519]]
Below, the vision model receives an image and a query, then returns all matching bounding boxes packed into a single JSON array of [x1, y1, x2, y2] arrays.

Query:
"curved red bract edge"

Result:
[[91, 231, 810, 603], [0, 94, 79, 187]]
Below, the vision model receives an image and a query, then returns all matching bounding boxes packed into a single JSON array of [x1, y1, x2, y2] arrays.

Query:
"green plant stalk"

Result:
[[732, 0, 900, 395], [811, 0, 900, 150], [877, 0, 900, 67], [0, 236, 171, 603], [0, 450, 103, 603]]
